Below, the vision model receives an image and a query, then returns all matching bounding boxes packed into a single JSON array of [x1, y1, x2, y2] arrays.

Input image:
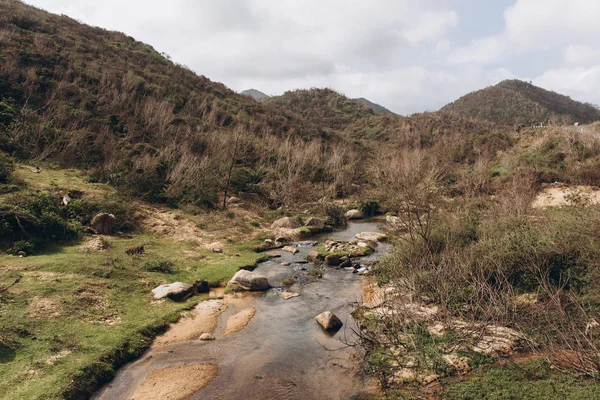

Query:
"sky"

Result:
[[24, 0, 600, 115]]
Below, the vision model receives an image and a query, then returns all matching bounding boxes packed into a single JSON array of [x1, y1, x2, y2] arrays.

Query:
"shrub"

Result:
[[0, 153, 14, 184], [359, 199, 379, 217], [323, 203, 346, 227], [142, 260, 174, 273]]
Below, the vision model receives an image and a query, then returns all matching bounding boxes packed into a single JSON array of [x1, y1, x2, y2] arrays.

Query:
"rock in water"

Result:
[[194, 280, 210, 294], [228, 270, 270, 291], [282, 246, 299, 254], [152, 282, 195, 301], [325, 254, 341, 266], [315, 311, 343, 331], [90, 213, 117, 235], [271, 217, 300, 229], [345, 209, 364, 220], [280, 292, 301, 300], [355, 232, 387, 242], [199, 333, 215, 341]]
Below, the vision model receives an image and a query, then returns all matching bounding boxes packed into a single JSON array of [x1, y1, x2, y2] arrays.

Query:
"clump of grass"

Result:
[[308, 269, 323, 279], [282, 278, 296, 286], [142, 260, 174, 273]]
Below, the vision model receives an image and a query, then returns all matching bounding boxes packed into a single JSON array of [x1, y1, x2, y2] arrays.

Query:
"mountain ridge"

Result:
[[441, 79, 600, 126]]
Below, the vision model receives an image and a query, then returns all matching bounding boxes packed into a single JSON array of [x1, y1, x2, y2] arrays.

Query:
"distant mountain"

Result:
[[441, 79, 600, 126], [241, 89, 269, 100], [264, 88, 375, 131], [353, 97, 395, 115]]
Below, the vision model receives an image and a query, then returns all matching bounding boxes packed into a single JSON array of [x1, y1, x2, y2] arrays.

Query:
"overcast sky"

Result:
[[24, 0, 600, 115]]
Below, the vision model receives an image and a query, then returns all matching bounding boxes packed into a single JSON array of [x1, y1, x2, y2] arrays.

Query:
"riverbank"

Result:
[[93, 220, 388, 400]]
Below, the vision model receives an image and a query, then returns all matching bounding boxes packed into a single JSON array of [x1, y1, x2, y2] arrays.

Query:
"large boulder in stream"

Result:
[[316, 311, 343, 331], [228, 270, 271, 291], [152, 282, 195, 301], [271, 217, 300, 229]]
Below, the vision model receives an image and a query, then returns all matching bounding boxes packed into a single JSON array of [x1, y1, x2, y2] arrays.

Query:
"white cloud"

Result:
[[535, 66, 600, 106], [564, 44, 600, 66], [450, 0, 600, 66]]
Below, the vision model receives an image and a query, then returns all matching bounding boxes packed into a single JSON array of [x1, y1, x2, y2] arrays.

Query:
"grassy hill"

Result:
[[0, 0, 347, 207], [441, 79, 600, 126], [264, 88, 376, 131], [353, 97, 395, 115]]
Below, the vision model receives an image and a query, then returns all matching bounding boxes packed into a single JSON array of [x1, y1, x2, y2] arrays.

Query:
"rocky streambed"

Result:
[[93, 221, 390, 400]]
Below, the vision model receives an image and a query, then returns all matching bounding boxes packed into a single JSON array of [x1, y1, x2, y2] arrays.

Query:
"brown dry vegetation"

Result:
[[1, 1, 600, 399], [442, 79, 600, 127]]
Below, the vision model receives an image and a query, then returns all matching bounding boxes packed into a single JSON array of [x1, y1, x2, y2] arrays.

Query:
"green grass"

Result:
[[444, 360, 600, 400], [0, 232, 265, 399]]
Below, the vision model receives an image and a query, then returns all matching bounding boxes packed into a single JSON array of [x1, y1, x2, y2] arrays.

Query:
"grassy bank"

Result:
[[0, 165, 269, 399]]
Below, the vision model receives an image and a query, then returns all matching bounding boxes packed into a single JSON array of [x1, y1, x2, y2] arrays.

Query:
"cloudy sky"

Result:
[[25, 0, 600, 115]]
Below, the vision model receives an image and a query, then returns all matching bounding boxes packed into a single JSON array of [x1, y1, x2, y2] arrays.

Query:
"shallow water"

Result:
[[93, 221, 387, 400]]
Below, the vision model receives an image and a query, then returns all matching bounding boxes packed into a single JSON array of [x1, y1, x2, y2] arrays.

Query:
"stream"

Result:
[[93, 221, 389, 400]]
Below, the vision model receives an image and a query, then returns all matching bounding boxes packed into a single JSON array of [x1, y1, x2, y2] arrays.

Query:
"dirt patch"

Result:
[[533, 184, 600, 208], [29, 296, 61, 318], [137, 205, 212, 245], [132, 363, 218, 400], [153, 300, 225, 347], [223, 307, 256, 336], [79, 236, 111, 253]]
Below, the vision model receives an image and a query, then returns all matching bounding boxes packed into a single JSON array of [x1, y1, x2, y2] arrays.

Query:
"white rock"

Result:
[[315, 311, 343, 331]]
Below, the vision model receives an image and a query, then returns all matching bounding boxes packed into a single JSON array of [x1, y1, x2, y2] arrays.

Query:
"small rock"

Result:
[[275, 236, 289, 244], [345, 209, 364, 220], [212, 248, 223, 253], [355, 232, 387, 242], [264, 239, 274, 245], [271, 217, 300, 229], [228, 270, 270, 291], [339, 259, 352, 269], [152, 282, 195, 301], [199, 333, 215, 341], [282, 246, 299, 255], [280, 292, 301, 300], [265, 251, 282, 258], [315, 311, 343, 331], [194, 280, 210, 294], [281, 262, 291, 266], [325, 254, 341, 266]]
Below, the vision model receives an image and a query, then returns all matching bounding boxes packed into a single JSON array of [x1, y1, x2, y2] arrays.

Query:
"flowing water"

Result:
[[94, 221, 388, 400]]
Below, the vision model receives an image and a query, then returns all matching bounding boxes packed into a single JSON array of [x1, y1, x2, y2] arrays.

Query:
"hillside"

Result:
[[264, 88, 375, 131], [0, 0, 342, 207], [442, 79, 600, 126], [353, 97, 395, 115], [241, 89, 269, 100]]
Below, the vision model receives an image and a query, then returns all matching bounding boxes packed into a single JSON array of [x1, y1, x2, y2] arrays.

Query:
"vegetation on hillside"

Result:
[[1, 2, 600, 399], [264, 88, 376, 131], [0, 0, 359, 208], [442, 79, 600, 127]]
